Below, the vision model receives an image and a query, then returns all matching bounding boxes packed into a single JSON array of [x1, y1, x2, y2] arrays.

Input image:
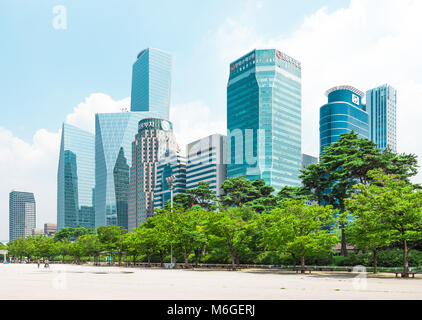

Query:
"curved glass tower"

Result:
[[320, 86, 369, 154], [95, 112, 160, 229], [57, 123, 95, 231]]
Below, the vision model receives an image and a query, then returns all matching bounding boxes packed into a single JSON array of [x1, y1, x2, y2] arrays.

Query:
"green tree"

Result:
[[301, 132, 418, 256], [345, 169, 422, 277], [32, 236, 57, 260], [245, 180, 276, 213], [172, 193, 195, 209], [207, 207, 258, 268], [54, 226, 94, 242], [75, 234, 102, 265], [159, 207, 208, 267], [7, 237, 34, 261], [124, 232, 143, 264], [55, 240, 71, 263], [187, 181, 217, 211], [263, 200, 338, 274], [344, 214, 390, 274], [97, 225, 127, 265]]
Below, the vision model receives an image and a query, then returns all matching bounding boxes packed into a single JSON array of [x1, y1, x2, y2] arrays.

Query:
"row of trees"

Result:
[[5, 132, 422, 276], [6, 201, 338, 273]]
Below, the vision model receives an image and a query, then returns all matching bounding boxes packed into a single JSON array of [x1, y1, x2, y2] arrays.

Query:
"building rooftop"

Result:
[[325, 85, 365, 98]]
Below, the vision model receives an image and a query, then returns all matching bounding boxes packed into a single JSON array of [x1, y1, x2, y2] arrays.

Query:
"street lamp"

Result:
[[165, 175, 176, 266]]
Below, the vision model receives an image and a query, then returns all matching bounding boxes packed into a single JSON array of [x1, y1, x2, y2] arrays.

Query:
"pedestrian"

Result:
[[37, 259, 40, 269]]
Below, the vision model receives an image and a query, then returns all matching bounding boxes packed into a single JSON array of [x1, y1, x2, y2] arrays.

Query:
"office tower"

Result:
[[154, 150, 187, 210], [128, 118, 178, 231], [366, 84, 397, 152], [9, 191, 36, 241], [95, 111, 160, 230], [44, 223, 57, 236], [186, 134, 227, 196], [32, 228, 44, 236], [320, 86, 369, 154], [301, 154, 318, 170], [57, 123, 95, 231], [130, 48, 172, 119], [227, 49, 302, 190]]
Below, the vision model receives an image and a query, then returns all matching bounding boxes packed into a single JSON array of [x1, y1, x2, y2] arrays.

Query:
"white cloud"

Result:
[[170, 100, 226, 151], [0, 127, 61, 240], [202, 0, 422, 183], [65, 93, 130, 133]]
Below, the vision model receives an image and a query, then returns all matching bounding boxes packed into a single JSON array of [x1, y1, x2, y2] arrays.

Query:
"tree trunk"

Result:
[[184, 253, 189, 268], [231, 251, 236, 270], [147, 254, 151, 267], [194, 250, 199, 267], [340, 203, 348, 257], [133, 254, 136, 265], [373, 250, 378, 274], [119, 252, 122, 266], [159, 250, 164, 268], [235, 253, 240, 268], [403, 240, 409, 278], [301, 255, 305, 274], [341, 222, 348, 257]]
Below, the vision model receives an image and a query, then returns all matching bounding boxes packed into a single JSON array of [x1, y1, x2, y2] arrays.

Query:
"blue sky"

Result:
[[0, 0, 347, 141], [1, 0, 421, 240]]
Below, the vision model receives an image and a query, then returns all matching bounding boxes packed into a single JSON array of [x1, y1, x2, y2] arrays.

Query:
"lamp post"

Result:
[[165, 175, 176, 265]]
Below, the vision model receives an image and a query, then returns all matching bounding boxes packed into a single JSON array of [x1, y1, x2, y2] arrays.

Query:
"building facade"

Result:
[[366, 84, 397, 152], [57, 123, 95, 231], [9, 191, 36, 241], [186, 134, 227, 196], [130, 48, 172, 120], [301, 154, 318, 170], [44, 223, 57, 236], [154, 150, 187, 210], [95, 111, 161, 230], [128, 118, 178, 231], [320, 86, 369, 154], [227, 49, 302, 190]]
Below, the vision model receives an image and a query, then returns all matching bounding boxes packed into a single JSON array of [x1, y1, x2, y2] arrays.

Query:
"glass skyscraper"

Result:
[[227, 49, 302, 190], [9, 191, 36, 241], [95, 111, 160, 230], [320, 86, 369, 154], [154, 150, 186, 211], [57, 123, 95, 231], [130, 48, 172, 120], [128, 118, 178, 231], [301, 154, 318, 170], [366, 84, 397, 152], [187, 134, 227, 196]]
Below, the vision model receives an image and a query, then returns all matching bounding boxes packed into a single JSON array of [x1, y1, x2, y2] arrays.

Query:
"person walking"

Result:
[[37, 259, 40, 269]]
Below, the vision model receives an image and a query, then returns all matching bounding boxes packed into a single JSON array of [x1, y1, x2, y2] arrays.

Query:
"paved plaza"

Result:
[[0, 264, 421, 300]]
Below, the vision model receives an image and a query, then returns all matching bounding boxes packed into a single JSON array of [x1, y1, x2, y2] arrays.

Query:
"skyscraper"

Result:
[[366, 84, 397, 152], [301, 154, 318, 170], [320, 86, 369, 154], [186, 134, 227, 196], [128, 118, 178, 231], [227, 49, 302, 190], [154, 150, 187, 210], [130, 48, 172, 119], [57, 123, 95, 230], [95, 111, 160, 229], [9, 191, 36, 241]]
